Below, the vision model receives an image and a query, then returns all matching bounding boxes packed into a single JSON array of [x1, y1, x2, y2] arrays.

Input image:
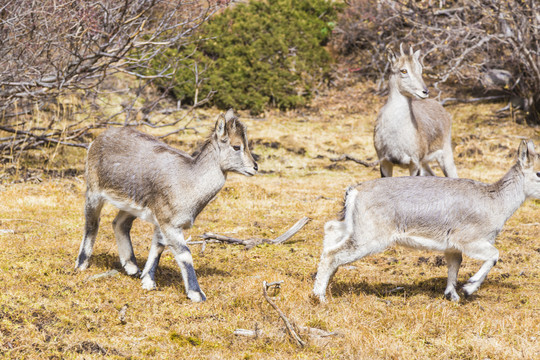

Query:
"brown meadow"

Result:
[[0, 84, 539, 359]]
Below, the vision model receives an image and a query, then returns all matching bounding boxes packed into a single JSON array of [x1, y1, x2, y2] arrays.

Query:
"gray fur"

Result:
[[75, 109, 257, 302], [313, 140, 540, 302], [374, 44, 458, 177]]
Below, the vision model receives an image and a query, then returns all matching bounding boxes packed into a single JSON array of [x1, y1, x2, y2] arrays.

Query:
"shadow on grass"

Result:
[[88, 252, 231, 289], [329, 276, 519, 300], [153, 264, 232, 288], [90, 253, 123, 271]]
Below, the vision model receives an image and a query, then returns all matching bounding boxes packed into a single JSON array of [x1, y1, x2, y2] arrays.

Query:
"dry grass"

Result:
[[1, 83, 539, 359]]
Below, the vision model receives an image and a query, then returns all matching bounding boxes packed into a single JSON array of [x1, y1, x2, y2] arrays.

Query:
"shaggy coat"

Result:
[[313, 141, 540, 302], [374, 44, 458, 177], [75, 109, 257, 302]]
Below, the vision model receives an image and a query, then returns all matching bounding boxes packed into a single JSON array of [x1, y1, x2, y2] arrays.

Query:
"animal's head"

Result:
[[214, 109, 258, 176], [517, 140, 540, 199], [388, 43, 429, 99]]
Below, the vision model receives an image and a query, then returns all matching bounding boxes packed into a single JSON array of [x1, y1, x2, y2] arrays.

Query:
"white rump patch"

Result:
[[323, 220, 346, 250], [322, 188, 358, 251], [343, 188, 358, 234]]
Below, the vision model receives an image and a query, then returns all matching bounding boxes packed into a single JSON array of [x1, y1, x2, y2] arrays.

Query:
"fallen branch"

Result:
[[234, 283, 340, 345], [330, 154, 379, 167], [440, 95, 506, 106], [262, 281, 305, 348], [198, 233, 246, 245], [272, 217, 311, 244], [298, 326, 341, 339], [234, 324, 263, 338], [199, 216, 310, 249]]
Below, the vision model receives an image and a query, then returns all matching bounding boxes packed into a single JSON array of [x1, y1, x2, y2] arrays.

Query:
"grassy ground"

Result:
[[0, 84, 539, 359]]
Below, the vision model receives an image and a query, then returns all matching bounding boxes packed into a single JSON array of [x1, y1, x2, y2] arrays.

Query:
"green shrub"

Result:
[[149, 0, 340, 114]]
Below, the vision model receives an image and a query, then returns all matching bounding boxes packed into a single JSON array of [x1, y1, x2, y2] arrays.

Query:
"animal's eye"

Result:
[[536, 172, 540, 178], [400, 69, 408, 74], [232, 145, 241, 151]]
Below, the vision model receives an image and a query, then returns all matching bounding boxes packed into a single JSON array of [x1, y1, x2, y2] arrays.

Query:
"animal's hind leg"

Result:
[[140, 226, 166, 290], [313, 222, 386, 301], [75, 191, 104, 270], [444, 250, 462, 301], [380, 159, 394, 177], [312, 222, 349, 301], [420, 163, 436, 176], [461, 241, 499, 297], [112, 210, 139, 276], [408, 161, 421, 176], [437, 145, 458, 178]]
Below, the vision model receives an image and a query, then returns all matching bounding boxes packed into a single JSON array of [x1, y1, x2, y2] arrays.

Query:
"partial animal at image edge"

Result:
[[313, 140, 540, 302]]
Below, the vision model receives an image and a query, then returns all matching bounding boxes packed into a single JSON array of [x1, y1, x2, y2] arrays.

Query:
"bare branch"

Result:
[[233, 327, 263, 338], [262, 281, 305, 348], [198, 217, 311, 249], [330, 154, 379, 167], [272, 217, 311, 244], [440, 95, 507, 106], [0, 0, 226, 154], [333, 0, 540, 123]]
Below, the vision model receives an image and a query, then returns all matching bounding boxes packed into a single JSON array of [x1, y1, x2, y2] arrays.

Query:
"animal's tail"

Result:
[[323, 186, 358, 251]]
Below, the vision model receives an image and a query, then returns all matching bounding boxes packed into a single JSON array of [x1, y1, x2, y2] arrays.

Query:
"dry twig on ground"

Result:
[[198, 216, 310, 249], [330, 154, 379, 167], [262, 281, 305, 348]]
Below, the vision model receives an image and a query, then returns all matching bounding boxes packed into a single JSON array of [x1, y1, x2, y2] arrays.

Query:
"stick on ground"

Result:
[[198, 216, 310, 249], [330, 154, 379, 167], [262, 281, 305, 348]]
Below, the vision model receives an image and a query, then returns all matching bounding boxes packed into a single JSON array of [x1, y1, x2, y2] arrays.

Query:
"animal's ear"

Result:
[[527, 140, 537, 163], [215, 114, 227, 139], [517, 140, 535, 167], [413, 49, 421, 62], [399, 42, 405, 57], [388, 49, 397, 70], [224, 108, 236, 122]]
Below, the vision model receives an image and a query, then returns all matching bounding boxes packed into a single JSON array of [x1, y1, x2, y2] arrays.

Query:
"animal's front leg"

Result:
[[161, 225, 206, 302], [462, 242, 499, 298]]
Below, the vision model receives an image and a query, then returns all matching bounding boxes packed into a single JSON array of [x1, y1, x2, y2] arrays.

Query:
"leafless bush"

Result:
[[332, 0, 540, 124], [0, 0, 226, 155]]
